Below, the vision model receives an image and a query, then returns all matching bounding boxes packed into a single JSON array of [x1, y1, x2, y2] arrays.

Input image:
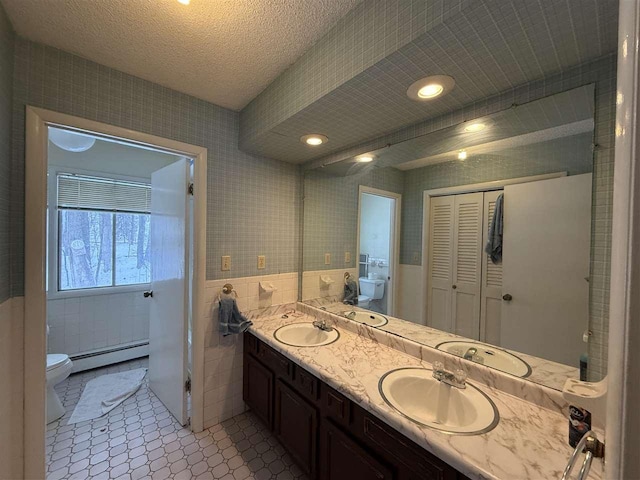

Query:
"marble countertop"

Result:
[[307, 299, 579, 392], [247, 310, 603, 480]]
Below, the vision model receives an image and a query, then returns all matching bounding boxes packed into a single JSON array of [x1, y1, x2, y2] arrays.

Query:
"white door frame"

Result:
[[24, 106, 207, 479], [421, 172, 567, 327], [356, 186, 402, 316]]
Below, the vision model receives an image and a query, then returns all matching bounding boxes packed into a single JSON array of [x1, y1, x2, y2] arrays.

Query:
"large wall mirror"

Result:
[[301, 84, 604, 391]]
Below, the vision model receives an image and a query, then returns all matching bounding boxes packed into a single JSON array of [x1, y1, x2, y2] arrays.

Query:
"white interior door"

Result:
[[148, 158, 190, 425], [501, 174, 592, 366], [451, 192, 483, 339], [480, 190, 504, 344], [427, 196, 454, 332]]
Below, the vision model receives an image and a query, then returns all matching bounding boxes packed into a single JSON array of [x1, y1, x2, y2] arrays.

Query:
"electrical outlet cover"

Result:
[[345, 252, 351, 263], [324, 253, 331, 265], [221, 256, 231, 271], [257, 255, 266, 269]]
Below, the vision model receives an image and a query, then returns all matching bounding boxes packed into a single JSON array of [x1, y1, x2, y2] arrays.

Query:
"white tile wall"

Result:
[[200, 273, 298, 428], [302, 268, 357, 301], [47, 290, 150, 356]]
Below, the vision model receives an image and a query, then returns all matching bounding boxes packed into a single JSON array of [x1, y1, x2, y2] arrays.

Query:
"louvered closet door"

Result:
[[451, 192, 483, 339], [480, 190, 503, 344], [427, 196, 454, 332]]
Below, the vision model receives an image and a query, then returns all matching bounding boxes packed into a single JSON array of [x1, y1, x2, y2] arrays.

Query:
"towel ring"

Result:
[[222, 283, 234, 294]]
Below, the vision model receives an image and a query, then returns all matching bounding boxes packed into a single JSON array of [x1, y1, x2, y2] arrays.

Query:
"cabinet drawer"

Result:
[[257, 342, 293, 379], [294, 366, 320, 403], [363, 414, 451, 480], [323, 385, 352, 427]]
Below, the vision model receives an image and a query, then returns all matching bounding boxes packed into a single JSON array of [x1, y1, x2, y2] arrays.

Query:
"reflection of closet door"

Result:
[[451, 192, 484, 339], [427, 196, 454, 332], [501, 174, 592, 366], [480, 190, 504, 344]]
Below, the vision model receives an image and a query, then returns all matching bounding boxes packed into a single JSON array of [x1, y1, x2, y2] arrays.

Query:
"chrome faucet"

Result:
[[463, 347, 478, 361], [432, 361, 467, 389], [313, 319, 334, 332], [344, 311, 356, 320]]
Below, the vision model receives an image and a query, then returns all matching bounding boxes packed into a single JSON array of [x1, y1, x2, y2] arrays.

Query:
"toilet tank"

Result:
[[359, 278, 385, 299]]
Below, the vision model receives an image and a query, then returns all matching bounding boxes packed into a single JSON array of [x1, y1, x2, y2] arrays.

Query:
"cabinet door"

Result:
[[243, 353, 274, 429], [275, 380, 318, 478], [322, 421, 394, 480]]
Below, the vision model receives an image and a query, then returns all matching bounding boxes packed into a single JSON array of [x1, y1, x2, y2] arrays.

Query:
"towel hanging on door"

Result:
[[484, 193, 504, 264]]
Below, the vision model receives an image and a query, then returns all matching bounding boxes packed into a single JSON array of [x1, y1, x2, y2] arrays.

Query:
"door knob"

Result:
[[143, 291, 153, 298], [502, 293, 512, 301], [452, 285, 457, 290]]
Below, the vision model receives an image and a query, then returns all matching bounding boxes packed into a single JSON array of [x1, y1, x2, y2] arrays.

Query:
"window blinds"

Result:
[[57, 174, 151, 213]]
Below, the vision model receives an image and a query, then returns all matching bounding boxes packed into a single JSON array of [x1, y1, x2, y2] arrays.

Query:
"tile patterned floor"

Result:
[[47, 357, 308, 480]]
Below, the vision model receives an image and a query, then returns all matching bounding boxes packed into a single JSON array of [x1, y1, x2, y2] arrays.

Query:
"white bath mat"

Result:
[[68, 368, 147, 424]]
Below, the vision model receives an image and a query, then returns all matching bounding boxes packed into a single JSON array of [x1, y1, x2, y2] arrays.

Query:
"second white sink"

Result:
[[274, 323, 340, 347], [379, 367, 499, 434], [343, 311, 389, 327], [436, 341, 532, 378]]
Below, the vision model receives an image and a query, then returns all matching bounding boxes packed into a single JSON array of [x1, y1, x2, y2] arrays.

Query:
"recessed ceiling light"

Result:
[[407, 75, 455, 102], [356, 155, 374, 163], [300, 134, 328, 146], [178, 0, 190, 4], [458, 150, 467, 161], [464, 123, 486, 133]]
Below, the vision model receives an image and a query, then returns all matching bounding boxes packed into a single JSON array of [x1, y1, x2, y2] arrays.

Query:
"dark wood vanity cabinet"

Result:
[[275, 379, 318, 477], [243, 333, 468, 480]]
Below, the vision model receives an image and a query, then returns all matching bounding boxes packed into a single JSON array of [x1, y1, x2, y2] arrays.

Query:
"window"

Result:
[[56, 173, 151, 291]]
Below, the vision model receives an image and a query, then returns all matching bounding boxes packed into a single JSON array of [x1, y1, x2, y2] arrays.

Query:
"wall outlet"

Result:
[[221, 256, 231, 271], [344, 252, 351, 263], [324, 253, 331, 265], [257, 255, 266, 269]]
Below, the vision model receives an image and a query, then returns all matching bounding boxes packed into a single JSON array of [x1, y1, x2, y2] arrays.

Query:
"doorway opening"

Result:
[[24, 107, 207, 479], [356, 186, 401, 317]]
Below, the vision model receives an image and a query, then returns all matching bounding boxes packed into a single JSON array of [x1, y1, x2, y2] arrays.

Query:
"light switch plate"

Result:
[[257, 255, 266, 269], [412, 252, 420, 263], [344, 252, 351, 263], [221, 256, 231, 271], [324, 253, 331, 265]]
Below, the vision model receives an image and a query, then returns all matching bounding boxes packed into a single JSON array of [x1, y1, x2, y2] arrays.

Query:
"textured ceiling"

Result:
[[240, 0, 618, 163], [316, 84, 595, 177], [0, 0, 361, 111]]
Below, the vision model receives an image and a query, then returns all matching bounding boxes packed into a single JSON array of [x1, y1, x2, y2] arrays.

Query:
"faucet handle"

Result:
[[454, 369, 467, 385], [433, 361, 444, 372]]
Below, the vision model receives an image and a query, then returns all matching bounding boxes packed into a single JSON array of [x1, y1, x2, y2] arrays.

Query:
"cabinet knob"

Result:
[[502, 293, 512, 301], [143, 291, 153, 298], [452, 285, 457, 290]]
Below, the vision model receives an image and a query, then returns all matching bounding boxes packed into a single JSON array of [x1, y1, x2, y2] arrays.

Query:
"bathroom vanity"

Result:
[[241, 310, 601, 480], [243, 331, 468, 480]]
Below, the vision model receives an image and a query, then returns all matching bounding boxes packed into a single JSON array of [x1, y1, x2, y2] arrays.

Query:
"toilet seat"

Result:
[[47, 353, 70, 371]]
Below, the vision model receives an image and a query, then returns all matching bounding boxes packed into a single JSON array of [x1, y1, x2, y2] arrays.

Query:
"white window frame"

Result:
[[47, 166, 152, 299]]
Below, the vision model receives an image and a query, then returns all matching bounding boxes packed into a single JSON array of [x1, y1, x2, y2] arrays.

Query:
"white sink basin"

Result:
[[436, 341, 531, 378], [379, 368, 499, 434], [343, 311, 389, 327], [273, 323, 340, 347]]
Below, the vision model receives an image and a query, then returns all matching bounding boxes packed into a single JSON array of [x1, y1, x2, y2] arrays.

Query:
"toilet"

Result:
[[46, 353, 73, 424], [358, 277, 385, 307]]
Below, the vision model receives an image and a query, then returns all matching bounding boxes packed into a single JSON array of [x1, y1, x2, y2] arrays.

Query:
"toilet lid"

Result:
[[47, 354, 69, 371], [358, 295, 370, 302]]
